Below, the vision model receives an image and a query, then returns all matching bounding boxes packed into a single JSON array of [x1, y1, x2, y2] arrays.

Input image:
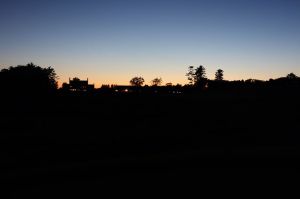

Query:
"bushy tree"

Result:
[[0, 62, 58, 94], [286, 73, 297, 79], [130, 76, 145, 87], [151, 77, 162, 86]]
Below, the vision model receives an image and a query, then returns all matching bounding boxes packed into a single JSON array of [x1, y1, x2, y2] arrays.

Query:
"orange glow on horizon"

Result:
[[57, 73, 279, 89]]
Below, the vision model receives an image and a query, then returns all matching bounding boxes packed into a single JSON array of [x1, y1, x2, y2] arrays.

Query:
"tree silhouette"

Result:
[[0, 62, 58, 94], [194, 65, 207, 87], [151, 77, 162, 86], [195, 65, 206, 81], [186, 66, 195, 85], [130, 76, 145, 87], [215, 69, 224, 81], [186, 65, 208, 88], [286, 73, 297, 79]]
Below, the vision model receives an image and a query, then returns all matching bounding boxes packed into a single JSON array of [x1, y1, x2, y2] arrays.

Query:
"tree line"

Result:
[[0, 63, 299, 95], [129, 66, 222, 87]]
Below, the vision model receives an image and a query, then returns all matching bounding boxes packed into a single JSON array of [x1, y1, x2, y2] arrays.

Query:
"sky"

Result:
[[0, 0, 300, 87]]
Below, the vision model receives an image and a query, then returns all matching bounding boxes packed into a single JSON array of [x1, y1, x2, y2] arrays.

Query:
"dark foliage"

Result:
[[130, 76, 145, 87], [0, 63, 58, 95], [185, 65, 208, 89], [151, 77, 163, 86], [186, 66, 195, 85], [215, 69, 224, 81]]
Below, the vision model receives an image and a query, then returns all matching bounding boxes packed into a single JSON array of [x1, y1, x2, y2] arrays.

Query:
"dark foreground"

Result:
[[1, 91, 300, 197]]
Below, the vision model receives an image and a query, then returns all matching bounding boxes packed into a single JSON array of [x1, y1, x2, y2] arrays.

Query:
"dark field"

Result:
[[1, 91, 300, 197]]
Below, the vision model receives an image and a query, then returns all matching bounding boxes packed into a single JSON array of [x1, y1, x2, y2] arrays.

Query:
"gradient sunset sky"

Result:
[[1, 0, 300, 87]]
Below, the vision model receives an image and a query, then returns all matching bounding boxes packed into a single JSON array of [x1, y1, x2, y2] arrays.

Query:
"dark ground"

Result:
[[1, 91, 300, 197]]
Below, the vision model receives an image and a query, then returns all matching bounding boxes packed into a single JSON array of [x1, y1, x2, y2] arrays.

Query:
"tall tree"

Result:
[[194, 65, 207, 86], [186, 66, 195, 85], [215, 69, 224, 81]]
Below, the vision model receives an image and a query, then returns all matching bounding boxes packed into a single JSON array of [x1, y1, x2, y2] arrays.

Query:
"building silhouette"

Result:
[[62, 77, 94, 91]]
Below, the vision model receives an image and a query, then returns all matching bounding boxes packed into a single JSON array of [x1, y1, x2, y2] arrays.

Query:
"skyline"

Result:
[[1, 0, 300, 87]]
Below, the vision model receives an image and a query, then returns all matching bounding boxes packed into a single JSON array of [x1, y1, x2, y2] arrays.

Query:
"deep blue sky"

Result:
[[1, 0, 300, 86]]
